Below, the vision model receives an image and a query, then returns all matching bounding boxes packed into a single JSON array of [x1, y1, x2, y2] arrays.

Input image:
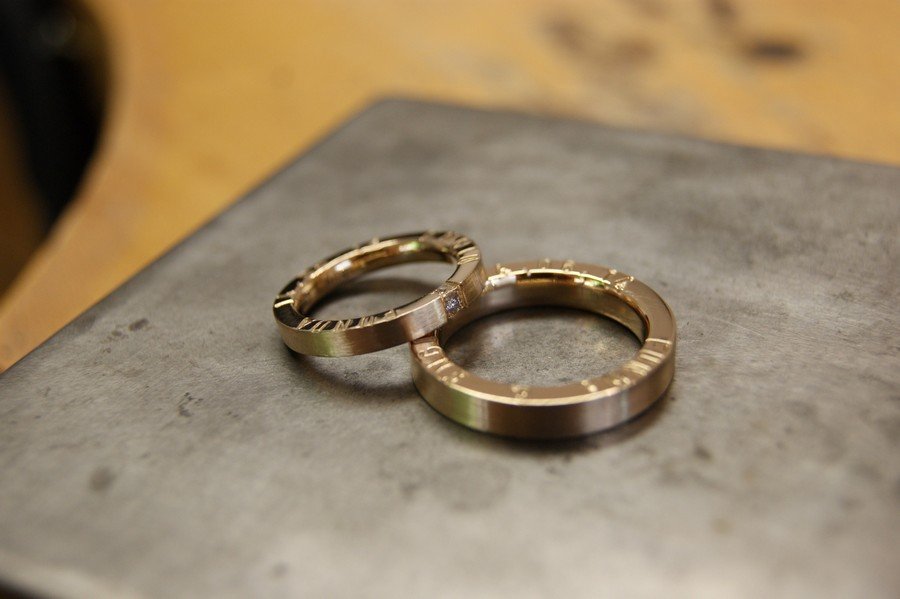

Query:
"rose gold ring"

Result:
[[410, 260, 676, 439], [274, 231, 486, 357]]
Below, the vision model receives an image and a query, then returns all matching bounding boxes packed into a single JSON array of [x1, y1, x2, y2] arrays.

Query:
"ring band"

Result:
[[274, 231, 486, 356], [410, 260, 676, 439]]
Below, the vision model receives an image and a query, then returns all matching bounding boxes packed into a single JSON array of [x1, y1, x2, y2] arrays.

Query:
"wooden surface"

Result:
[[0, 86, 46, 293], [0, 0, 898, 370]]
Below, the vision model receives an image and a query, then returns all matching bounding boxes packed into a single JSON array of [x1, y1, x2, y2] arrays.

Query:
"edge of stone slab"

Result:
[[1, 95, 897, 376]]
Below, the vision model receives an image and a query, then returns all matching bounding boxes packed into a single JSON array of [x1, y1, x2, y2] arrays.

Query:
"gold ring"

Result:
[[410, 260, 676, 439], [274, 231, 486, 356]]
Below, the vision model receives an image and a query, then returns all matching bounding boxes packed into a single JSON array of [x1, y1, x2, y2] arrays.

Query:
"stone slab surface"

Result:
[[0, 100, 898, 598]]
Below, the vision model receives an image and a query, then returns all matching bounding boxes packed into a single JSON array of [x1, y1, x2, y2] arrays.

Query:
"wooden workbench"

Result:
[[0, 0, 897, 369]]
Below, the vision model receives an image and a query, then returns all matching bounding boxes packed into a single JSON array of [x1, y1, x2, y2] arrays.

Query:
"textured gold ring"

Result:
[[274, 231, 486, 356], [410, 260, 676, 439]]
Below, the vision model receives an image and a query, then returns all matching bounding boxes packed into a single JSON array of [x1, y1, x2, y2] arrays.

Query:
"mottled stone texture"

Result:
[[0, 100, 898, 598]]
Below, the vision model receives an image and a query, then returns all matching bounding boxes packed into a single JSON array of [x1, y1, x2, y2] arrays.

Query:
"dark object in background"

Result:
[[0, 0, 106, 222]]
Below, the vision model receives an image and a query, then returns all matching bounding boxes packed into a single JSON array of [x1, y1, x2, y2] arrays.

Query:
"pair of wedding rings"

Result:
[[273, 231, 676, 439]]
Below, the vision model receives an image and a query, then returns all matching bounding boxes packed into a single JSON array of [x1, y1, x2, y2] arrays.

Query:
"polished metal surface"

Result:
[[274, 231, 485, 356], [412, 260, 675, 438], [0, 100, 898, 598]]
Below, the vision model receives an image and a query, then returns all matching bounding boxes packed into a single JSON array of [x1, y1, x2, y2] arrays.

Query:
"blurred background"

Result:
[[0, 0, 897, 370]]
